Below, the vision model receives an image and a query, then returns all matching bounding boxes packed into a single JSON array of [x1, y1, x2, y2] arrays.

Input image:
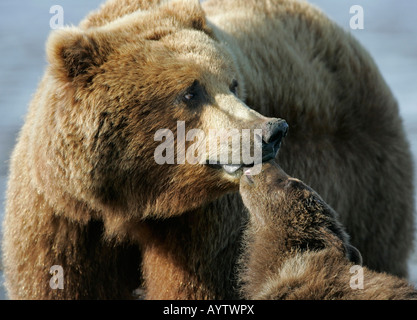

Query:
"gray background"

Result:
[[0, 0, 416, 299]]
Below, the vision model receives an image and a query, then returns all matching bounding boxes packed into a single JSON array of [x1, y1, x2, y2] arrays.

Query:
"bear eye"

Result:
[[230, 79, 238, 95], [181, 80, 210, 109], [184, 93, 194, 101], [182, 80, 199, 103]]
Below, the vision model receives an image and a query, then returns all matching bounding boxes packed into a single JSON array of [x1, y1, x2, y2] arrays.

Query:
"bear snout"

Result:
[[240, 161, 289, 189], [260, 119, 288, 162]]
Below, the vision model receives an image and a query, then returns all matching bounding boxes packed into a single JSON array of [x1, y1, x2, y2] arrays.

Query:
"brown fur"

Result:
[[2, 0, 414, 299], [239, 162, 417, 300]]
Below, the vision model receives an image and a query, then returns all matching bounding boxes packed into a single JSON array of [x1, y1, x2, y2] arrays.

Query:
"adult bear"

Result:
[[2, 0, 414, 299]]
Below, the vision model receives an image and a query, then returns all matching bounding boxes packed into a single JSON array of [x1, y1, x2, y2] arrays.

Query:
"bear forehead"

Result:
[[85, 3, 236, 79], [92, 33, 236, 101], [97, 38, 234, 95], [158, 30, 236, 78]]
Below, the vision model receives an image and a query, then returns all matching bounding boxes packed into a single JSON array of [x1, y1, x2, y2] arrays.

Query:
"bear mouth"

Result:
[[208, 163, 247, 175], [206, 138, 282, 176], [206, 150, 278, 176], [205, 127, 285, 176]]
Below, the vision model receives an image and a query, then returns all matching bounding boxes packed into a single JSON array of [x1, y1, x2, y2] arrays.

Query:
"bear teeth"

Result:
[[222, 164, 242, 174]]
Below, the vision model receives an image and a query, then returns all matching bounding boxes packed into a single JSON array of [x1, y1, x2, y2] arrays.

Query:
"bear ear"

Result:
[[46, 27, 111, 83], [345, 244, 363, 266]]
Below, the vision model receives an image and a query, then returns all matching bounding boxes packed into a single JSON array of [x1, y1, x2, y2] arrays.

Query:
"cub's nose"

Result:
[[261, 118, 288, 161]]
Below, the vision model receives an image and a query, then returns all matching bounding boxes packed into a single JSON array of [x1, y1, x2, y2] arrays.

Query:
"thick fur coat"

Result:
[[2, 0, 414, 299], [239, 162, 417, 300]]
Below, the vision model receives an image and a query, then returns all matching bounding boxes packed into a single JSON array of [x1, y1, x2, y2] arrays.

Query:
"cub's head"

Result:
[[240, 161, 362, 265], [43, 0, 287, 218]]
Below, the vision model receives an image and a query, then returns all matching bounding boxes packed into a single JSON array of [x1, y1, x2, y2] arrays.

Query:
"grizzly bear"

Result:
[[2, 0, 414, 299], [239, 161, 417, 300]]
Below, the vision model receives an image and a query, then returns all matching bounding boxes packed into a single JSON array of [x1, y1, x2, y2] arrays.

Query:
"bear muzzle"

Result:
[[260, 118, 289, 163], [211, 118, 288, 176]]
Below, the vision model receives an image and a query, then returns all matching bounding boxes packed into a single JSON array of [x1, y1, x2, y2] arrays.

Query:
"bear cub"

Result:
[[239, 161, 417, 300]]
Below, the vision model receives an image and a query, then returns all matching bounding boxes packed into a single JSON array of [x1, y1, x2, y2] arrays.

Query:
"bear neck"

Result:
[[137, 194, 246, 299]]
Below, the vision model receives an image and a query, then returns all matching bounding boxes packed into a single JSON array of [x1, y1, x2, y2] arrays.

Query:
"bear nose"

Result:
[[261, 118, 288, 161], [262, 119, 289, 145]]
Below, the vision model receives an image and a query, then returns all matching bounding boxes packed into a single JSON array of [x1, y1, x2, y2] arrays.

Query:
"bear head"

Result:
[[240, 161, 363, 265], [41, 0, 287, 220]]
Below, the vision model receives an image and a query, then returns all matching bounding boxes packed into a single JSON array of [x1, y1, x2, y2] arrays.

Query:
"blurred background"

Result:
[[0, 0, 416, 299]]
